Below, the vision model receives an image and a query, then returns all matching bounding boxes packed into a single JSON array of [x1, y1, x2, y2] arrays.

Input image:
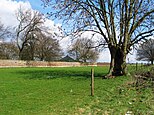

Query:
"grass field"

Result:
[[0, 66, 153, 115]]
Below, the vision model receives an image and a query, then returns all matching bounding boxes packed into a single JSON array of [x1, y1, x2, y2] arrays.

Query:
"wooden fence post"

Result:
[[91, 68, 94, 96]]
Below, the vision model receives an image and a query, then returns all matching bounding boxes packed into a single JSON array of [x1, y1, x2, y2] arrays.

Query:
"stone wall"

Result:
[[0, 60, 97, 67], [97, 62, 109, 66]]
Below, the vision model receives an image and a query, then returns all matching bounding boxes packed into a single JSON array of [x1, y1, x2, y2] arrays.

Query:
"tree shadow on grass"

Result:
[[15, 68, 106, 80]]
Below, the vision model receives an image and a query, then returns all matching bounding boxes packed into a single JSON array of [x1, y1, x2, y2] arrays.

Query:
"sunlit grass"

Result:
[[0, 66, 153, 114]]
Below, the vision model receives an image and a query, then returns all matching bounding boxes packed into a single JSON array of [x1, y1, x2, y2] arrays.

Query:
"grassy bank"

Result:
[[0, 67, 153, 114]]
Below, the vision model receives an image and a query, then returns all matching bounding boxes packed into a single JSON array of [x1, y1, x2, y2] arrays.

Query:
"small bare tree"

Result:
[[137, 39, 154, 65], [68, 38, 99, 62], [0, 21, 11, 41], [0, 42, 18, 59]]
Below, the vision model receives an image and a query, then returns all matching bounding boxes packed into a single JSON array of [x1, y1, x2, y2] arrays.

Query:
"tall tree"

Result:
[[68, 38, 99, 62], [42, 0, 154, 76], [15, 8, 44, 60], [137, 39, 154, 65], [18, 32, 37, 60]]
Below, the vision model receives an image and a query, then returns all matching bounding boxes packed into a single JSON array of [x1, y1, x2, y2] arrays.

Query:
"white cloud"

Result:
[[0, 0, 61, 33], [98, 49, 110, 62], [0, 0, 63, 42], [44, 18, 62, 36], [0, 0, 31, 27]]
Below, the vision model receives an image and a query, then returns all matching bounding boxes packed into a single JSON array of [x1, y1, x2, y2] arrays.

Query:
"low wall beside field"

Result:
[[0, 60, 110, 68], [0, 60, 99, 67]]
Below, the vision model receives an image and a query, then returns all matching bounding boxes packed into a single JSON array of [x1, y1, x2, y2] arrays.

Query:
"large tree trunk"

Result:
[[112, 48, 127, 76], [107, 46, 127, 77]]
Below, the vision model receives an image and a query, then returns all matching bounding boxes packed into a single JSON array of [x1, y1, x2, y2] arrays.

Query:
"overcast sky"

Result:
[[0, 0, 138, 62]]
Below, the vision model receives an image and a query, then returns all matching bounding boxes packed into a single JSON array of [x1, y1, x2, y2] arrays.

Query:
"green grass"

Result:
[[0, 67, 153, 115]]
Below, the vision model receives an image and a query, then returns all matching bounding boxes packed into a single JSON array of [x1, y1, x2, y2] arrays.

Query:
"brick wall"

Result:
[[97, 62, 109, 66], [0, 60, 97, 67]]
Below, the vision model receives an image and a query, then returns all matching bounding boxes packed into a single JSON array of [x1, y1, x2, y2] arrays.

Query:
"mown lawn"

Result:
[[0, 67, 153, 115]]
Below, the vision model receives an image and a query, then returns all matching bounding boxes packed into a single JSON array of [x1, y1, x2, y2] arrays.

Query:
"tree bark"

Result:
[[112, 48, 125, 76], [151, 60, 153, 65], [19, 50, 23, 60], [107, 46, 127, 77], [107, 46, 116, 76]]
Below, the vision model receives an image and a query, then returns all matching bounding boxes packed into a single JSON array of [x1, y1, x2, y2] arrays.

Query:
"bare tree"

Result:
[[68, 38, 99, 62], [0, 21, 14, 59], [15, 8, 44, 60], [34, 33, 63, 61], [0, 42, 18, 60], [137, 39, 154, 65], [18, 32, 37, 60], [42, 0, 154, 76], [0, 21, 11, 41]]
